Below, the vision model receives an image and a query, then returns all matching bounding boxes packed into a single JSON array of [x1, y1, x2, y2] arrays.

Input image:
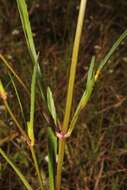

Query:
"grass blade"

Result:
[[16, 0, 46, 102], [0, 148, 33, 190], [9, 74, 25, 123], [16, 0, 37, 63], [96, 29, 127, 80], [86, 56, 95, 87], [67, 57, 95, 136], [48, 127, 57, 190], [0, 79, 29, 142], [47, 87, 57, 126], [27, 62, 38, 146], [17, 0, 57, 122], [0, 54, 29, 94]]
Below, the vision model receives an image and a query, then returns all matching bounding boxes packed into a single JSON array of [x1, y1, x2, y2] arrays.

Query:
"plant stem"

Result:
[[30, 146, 46, 190], [56, 140, 65, 190], [56, 1, 88, 190], [62, 0, 88, 133]]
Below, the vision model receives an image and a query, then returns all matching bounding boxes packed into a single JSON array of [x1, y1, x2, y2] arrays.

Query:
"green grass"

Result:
[[0, 0, 127, 190]]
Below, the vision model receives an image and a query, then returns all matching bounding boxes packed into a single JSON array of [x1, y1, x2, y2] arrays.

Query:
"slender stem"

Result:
[[30, 146, 46, 190], [62, 0, 88, 133], [56, 0, 87, 190], [56, 1, 88, 190], [56, 140, 65, 190], [3, 83, 45, 190]]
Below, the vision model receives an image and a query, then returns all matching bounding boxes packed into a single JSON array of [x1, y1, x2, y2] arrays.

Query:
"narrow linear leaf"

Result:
[[47, 87, 57, 126], [0, 81, 28, 140], [0, 78, 27, 139], [0, 148, 33, 190], [67, 58, 96, 136], [68, 28, 127, 135], [0, 54, 29, 94], [86, 56, 95, 86], [16, 0, 46, 102], [48, 127, 57, 190], [9, 74, 25, 123], [98, 29, 127, 72], [30, 63, 38, 125], [27, 63, 38, 146], [16, 0, 37, 62]]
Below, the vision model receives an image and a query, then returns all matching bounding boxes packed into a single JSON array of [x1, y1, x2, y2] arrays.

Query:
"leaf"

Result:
[[0, 148, 33, 190], [67, 29, 127, 136], [27, 62, 38, 146], [9, 74, 25, 123], [86, 56, 95, 87], [67, 58, 96, 136], [47, 87, 57, 126], [16, 0, 37, 62], [48, 127, 57, 190], [0, 54, 29, 94], [16, 0, 46, 102]]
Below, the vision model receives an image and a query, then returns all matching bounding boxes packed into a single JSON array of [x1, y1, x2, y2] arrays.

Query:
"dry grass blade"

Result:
[[0, 54, 29, 94], [9, 74, 25, 123]]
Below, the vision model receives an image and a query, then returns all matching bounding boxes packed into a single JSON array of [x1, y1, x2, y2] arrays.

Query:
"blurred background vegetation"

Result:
[[0, 0, 127, 189]]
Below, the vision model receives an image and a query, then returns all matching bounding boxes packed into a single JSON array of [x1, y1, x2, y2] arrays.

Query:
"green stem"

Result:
[[30, 146, 46, 190], [56, 140, 65, 190], [62, 0, 88, 133], [56, 1, 88, 190]]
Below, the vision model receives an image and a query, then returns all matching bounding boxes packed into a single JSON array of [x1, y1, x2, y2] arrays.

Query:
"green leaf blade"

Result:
[[48, 127, 57, 190], [47, 87, 57, 126], [27, 63, 38, 146]]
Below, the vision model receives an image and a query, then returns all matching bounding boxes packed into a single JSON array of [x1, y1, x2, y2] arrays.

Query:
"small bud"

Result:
[[0, 80, 7, 100], [56, 131, 69, 140], [95, 69, 101, 81]]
